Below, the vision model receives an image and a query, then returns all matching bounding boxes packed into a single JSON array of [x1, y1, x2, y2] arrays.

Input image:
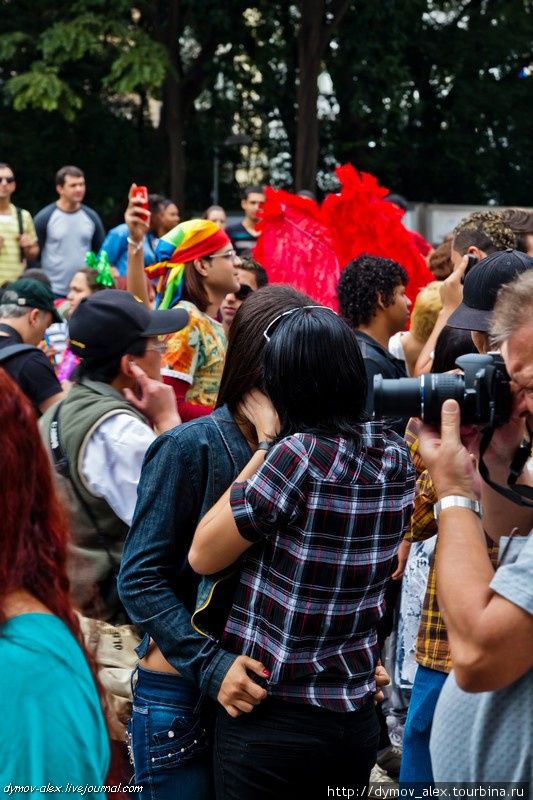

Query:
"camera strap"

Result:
[[478, 423, 533, 507]]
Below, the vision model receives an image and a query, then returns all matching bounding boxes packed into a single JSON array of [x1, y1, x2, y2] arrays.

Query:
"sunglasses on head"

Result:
[[263, 305, 336, 341], [235, 284, 254, 301]]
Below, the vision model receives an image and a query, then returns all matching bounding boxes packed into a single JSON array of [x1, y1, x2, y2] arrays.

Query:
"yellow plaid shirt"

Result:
[[404, 419, 499, 674]]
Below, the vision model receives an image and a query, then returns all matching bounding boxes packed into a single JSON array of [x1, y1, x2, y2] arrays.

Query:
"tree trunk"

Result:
[[162, 75, 187, 212], [295, 0, 323, 192], [294, 0, 351, 193]]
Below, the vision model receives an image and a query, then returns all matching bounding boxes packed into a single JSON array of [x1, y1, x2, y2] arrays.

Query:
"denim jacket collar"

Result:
[[210, 405, 253, 469]]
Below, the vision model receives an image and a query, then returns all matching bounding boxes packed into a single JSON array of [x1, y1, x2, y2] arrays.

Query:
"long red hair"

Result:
[[0, 371, 126, 778], [0, 369, 79, 636]]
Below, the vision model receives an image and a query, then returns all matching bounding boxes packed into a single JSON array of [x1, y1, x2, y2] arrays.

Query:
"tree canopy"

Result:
[[1, 0, 532, 224]]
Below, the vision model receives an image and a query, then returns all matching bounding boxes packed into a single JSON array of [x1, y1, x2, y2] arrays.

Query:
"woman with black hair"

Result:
[[189, 306, 416, 799], [118, 285, 318, 800]]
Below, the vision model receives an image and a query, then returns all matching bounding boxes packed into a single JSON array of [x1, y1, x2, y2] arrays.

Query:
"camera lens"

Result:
[[373, 373, 465, 424], [420, 373, 465, 423], [373, 376, 423, 420]]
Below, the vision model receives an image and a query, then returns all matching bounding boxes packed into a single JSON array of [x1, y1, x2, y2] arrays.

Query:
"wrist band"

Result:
[[127, 237, 144, 254], [434, 495, 482, 521], [256, 441, 271, 452]]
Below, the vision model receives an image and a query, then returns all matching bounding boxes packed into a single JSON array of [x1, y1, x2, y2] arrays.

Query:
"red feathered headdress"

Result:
[[254, 188, 341, 309], [320, 165, 433, 304]]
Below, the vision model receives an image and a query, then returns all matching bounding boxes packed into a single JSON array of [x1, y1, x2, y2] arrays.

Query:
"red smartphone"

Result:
[[133, 185, 149, 212]]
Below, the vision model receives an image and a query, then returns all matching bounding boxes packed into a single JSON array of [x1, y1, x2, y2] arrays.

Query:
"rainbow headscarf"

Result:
[[146, 219, 231, 310]]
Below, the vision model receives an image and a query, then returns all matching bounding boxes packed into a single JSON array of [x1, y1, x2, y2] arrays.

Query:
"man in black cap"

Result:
[[40, 289, 188, 625], [415, 211, 517, 375], [0, 277, 65, 414], [446, 248, 533, 350]]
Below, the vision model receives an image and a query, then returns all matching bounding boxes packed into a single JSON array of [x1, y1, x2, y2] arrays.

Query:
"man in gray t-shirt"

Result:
[[429, 533, 533, 783], [33, 165, 105, 297]]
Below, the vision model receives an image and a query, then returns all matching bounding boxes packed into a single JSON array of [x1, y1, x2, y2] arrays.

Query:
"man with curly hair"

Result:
[[336, 253, 411, 432], [451, 210, 515, 267], [415, 210, 516, 375]]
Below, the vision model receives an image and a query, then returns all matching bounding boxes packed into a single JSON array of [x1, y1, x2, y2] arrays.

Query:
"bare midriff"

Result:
[[139, 639, 180, 674]]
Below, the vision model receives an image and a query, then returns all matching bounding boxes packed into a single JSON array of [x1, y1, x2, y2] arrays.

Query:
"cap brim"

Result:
[[447, 302, 492, 333], [50, 306, 63, 324], [142, 307, 189, 336]]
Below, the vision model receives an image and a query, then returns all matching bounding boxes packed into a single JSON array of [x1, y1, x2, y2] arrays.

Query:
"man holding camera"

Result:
[[417, 267, 533, 783], [399, 248, 533, 785]]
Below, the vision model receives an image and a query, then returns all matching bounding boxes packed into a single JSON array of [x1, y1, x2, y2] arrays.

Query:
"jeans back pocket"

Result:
[[150, 712, 210, 770]]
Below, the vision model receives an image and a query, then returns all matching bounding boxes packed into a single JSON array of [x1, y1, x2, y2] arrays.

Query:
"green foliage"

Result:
[[39, 15, 112, 63], [5, 64, 83, 121], [1, 0, 533, 219], [103, 32, 170, 95], [0, 32, 30, 61]]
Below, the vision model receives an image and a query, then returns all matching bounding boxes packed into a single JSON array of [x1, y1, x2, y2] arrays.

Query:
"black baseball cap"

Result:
[[69, 290, 188, 363], [0, 278, 63, 323], [447, 249, 533, 332]]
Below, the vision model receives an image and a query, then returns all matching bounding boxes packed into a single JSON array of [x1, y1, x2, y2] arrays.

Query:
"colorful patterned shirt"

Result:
[[161, 301, 227, 408], [404, 419, 499, 674], [225, 426, 416, 712]]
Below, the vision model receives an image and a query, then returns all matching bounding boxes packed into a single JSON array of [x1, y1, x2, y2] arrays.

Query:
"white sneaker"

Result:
[[368, 764, 399, 798]]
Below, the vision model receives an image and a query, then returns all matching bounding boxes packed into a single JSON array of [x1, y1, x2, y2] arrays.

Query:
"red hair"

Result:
[[0, 369, 79, 637], [0, 371, 125, 775]]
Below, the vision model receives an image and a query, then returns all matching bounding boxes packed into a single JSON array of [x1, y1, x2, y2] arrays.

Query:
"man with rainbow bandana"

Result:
[[126, 187, 242, 421]]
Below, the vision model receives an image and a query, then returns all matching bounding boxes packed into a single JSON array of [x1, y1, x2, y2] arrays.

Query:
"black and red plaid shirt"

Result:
[[225, 424, 415, 712]]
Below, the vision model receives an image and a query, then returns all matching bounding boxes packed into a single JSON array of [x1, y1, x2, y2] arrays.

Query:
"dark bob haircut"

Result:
[[216, 284, 315, 413], [431, 325, 477, 374], [263, 306, 368, 441]]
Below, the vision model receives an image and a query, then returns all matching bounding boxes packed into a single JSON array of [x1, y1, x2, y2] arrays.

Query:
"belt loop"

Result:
[[193, 691, 207, 715], [130, 663, 139, 696]]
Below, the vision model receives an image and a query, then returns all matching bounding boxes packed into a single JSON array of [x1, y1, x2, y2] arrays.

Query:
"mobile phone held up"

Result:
[[461, 253, 479, 284], [133, 185, 149, 213]]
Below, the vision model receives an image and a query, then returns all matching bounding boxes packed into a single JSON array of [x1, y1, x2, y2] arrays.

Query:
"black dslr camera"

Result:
[[373, 353, 511, 427]]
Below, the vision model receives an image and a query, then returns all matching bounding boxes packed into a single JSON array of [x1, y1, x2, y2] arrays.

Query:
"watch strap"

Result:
[[256, 441, 271, 452], [434, 495, 482, 521]]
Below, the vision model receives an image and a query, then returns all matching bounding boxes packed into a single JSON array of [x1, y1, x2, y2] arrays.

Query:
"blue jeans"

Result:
[[214, 696, 380, 799], [128, 666, 215, 800], [399, 665, 448, 785]]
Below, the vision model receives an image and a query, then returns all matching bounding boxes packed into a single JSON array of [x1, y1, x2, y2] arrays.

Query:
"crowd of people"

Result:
[[1, 160, 533, 798]]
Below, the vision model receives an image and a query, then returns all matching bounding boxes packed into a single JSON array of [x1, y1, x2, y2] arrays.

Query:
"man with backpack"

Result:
[[0, 277, 64, 414], [0, 162, 39, 285]]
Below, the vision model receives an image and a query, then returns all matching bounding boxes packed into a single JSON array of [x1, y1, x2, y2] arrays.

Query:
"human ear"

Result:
[[466, 246, 484, 262], [194, 257, 209, 277], [28, 308, 41, 327], [120, 354, 137, 378]]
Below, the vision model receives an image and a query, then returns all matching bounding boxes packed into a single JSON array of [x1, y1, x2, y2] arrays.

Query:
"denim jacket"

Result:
[[118, 405, 252, 700]]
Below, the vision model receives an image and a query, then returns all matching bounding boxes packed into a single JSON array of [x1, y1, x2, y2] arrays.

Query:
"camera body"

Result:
[[374, 353, 511, 426]]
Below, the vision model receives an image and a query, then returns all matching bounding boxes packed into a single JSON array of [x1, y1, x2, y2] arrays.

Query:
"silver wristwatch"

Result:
[[433, 495, 483, 521]]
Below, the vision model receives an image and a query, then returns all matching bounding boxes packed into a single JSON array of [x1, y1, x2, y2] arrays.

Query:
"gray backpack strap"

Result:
[[0, 343, 38, 363]]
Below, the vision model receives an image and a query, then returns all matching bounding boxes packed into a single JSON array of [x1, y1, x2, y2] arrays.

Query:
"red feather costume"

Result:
[[320, 165, 433, 304], [254, 188, 341, 310], [255, 166, 433, 309]]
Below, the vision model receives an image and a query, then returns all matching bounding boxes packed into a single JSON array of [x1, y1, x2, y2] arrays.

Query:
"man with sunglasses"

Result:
[[220, 257, 268, 335], [0, 163, 39, 285]]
